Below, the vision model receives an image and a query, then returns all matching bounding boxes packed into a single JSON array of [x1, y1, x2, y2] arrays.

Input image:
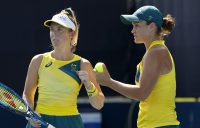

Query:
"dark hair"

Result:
[[147, 14, 176, 36], [160, 14, 176, 36]]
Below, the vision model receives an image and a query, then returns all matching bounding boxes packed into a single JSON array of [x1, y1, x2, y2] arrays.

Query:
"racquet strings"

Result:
[[0, 86, 27, 112]]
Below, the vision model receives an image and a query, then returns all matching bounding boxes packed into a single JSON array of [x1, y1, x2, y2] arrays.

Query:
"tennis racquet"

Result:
[[0, 82, 56, 128]]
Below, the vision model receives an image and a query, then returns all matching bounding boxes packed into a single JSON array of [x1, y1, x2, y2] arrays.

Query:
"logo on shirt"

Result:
[[45, 61, 53, 68], [71, 64, 77, 72]]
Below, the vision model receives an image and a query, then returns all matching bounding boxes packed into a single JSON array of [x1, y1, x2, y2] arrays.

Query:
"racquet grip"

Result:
[[47, 124, 56, 128]]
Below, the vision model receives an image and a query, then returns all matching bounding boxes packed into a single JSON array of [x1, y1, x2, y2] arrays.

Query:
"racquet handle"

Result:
[[47, 124, 56, 128]]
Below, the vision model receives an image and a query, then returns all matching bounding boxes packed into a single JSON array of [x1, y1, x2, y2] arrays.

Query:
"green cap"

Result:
[[120, 6, 163, 27]]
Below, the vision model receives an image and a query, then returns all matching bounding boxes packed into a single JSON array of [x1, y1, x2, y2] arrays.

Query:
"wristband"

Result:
[[86, 82, 98, 97]]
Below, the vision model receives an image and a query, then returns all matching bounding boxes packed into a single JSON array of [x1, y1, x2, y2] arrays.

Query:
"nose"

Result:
[[131, 28, 135, 34]]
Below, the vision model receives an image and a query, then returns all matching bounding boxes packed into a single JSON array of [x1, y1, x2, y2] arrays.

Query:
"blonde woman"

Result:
[[23, 8, 104, 128]]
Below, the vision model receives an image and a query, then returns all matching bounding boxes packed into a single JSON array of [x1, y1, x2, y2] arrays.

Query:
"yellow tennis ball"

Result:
[[94, 62, 104, 73]]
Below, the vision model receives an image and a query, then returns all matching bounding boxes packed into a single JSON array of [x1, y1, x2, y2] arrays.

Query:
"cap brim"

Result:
[[120, 15, 140, 25], [44, 20, 53, 27], [44, 20, 69, 29], [44, 20, 75, 31]]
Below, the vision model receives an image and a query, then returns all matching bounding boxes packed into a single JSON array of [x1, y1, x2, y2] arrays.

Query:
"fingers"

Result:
[[76, 71, 89, 79], [27, 118, 41, 128], [76, 70, 88, 75], [26, 112, 42, 128], [102, 63, 108, 73], [76, 71, 89, 83]]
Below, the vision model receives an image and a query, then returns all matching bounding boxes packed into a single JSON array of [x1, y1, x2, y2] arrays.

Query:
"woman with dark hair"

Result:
[[95, 6, 180, 128]]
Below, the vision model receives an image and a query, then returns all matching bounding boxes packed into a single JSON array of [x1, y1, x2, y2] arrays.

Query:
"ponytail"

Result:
[[61, 8, 79, 52], [161, 14, 176, 36]]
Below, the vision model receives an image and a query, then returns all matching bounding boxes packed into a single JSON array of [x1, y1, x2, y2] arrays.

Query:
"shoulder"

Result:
[[81, 57, 91, 66], [80, 57, 93, 70], [143, 46, 170, 68], [30, 53, 47, 67], [32, 54, 43, 62], [147, 45, 169, 60], [31, 52, 52, 61]]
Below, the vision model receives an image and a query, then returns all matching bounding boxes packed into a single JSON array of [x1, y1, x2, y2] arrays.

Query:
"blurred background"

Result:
[[0, 0, 200, 128]]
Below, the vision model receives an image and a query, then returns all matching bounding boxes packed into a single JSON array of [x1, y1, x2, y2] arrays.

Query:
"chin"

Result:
[[134, 38, 143, 44], [134, 39, 140, 44]]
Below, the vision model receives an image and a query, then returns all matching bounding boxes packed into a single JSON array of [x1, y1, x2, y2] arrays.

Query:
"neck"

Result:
[[144, 35, 162, 50], [52, 49, 74, 61]]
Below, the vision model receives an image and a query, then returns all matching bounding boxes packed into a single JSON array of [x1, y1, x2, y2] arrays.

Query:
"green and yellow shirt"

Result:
[[36, 52, 82, 116], [135, 40, 180, 128]]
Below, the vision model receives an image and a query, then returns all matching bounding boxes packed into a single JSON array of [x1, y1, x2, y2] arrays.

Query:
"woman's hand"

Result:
[[27, 118, 41, 128], [76, 71, 92, 89], [26, 112, 42, 128], [94, 63, 111, 86]]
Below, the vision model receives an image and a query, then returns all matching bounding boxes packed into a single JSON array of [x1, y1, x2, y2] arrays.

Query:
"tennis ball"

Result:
[[94, 62, 104, 73]]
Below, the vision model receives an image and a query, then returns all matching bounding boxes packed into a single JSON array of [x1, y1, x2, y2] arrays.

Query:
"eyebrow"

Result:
[[132, 22, 140, 26], [132, 22, 140, 25]]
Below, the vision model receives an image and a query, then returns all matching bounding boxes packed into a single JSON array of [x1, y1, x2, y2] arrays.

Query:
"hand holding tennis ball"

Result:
[[94, 62, 104, 73], [94, 62, 111, 87]]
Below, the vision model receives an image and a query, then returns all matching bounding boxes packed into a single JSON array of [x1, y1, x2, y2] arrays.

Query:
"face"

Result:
[[50, 22, 72, 49], [131, 21, 152, 44]]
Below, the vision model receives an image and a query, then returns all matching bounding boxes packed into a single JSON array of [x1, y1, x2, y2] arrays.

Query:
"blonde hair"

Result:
[[60, 8, 79, 52]]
